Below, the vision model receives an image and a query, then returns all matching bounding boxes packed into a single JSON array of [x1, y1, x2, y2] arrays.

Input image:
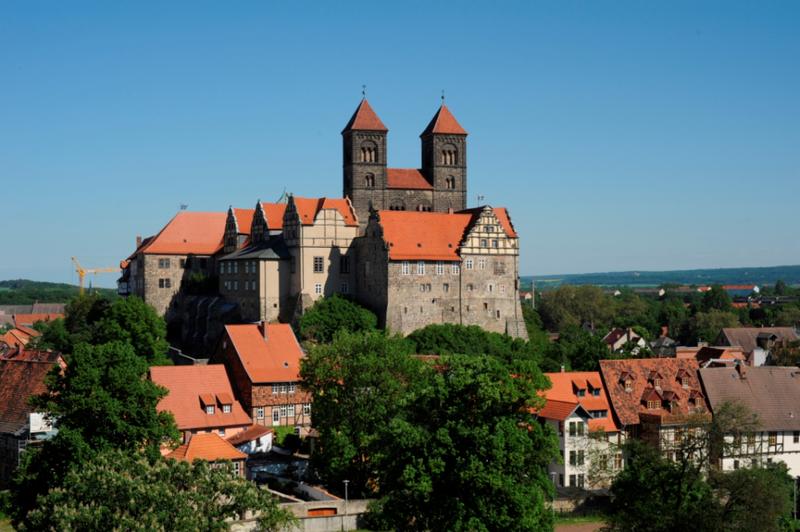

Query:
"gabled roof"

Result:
[[535, 399, 582, 422], [167, 432, 246, 462], [138, 211, 228, 256], [386, 169, 433, 190], [13, 313, 63, 327], [459, 206, 518, 238], [0, 352, 62, 434], [224, 323, 304, 383], [720, 327, 799, 354], [227, 424, 273, 447], [543, 371, 619, 432], [291, 197, 358, 227], [234, 203, 288, 234], [699, 366, 800, 431], [377, 210, 472, 261], [150, 365, 251, 431], [342, 98, 388, 133], [421, 104, 467, 136]]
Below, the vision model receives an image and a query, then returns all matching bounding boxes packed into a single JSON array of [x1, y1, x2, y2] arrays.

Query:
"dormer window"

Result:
[[577, 388, 586, 397], [222, 404, 231, 414], [647, 400, 659, 409], [206, 405, 215, 415]]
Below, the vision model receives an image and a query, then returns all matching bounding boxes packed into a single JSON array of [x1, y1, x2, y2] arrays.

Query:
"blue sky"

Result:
[[1, 1, 798, 286]]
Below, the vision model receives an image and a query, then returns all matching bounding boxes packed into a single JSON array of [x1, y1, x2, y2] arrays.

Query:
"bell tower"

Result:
[[421, 103, 468, 212]]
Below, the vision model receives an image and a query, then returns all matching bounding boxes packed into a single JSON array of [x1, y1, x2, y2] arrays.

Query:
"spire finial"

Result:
[[441, 89, 445, 104], [362, 84, 367, 99]]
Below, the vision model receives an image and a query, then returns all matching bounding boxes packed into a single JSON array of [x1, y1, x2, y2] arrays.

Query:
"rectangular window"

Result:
[[465, 258, 473, 270], [233, 461, 241, 476], [733, 460, 740, 470], [303, 403, 311, 415], [158, 278, 171, 289], [614, 453, 623, 469], [272, 385, 278, 395], [233, 280, 238, 291], [578, 450, 585, 466], [272, 409, 280, 423], [569, 422, 576, 437], [340, 256, 350, 274], [218, 429, 225, 437], [492, 239, 499, 248], [233, 262, 238, 274], [287, 404, 295, 417], [559, 474, 564, 487], [288, 383, 296, 394], [569, 474, 576, 487], [313, 256, 324, 273], [451, 263, 460, 275], [222, 404, 231, 414], [794, 431, 799, 444], [256, 407, 264, 419], [577, 474, 585, 488], [569, 450, 577, 466], [180, 258, 187, 268], [158, 258, 170, 269], [401, 261, 410, 275], [205, 405, 215, 415], [480, 239, 488, 248], [340, 282, 349, 294], [416, 261, 425, 275], [315, 283, 322, 295], [443, 283, 450, 293], [436, 261, 444, 275], [769, 432, 777, 446], [478, 258, 487, 270], [280, 405, 288, 417]]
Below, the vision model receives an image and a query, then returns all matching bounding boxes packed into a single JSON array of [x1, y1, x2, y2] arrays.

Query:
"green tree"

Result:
[[689, 310, 740, 345], [537, 285, 613, 332], [701, 285, 733, 313], [25, 449, 293, 531], [93, 296, 170, 364], [300, 331, 419, 496], [10, 341, 179, 525], [774, 305, 800, 327], [367, 354, 558, 532], [612, 290, 658, 334], [547, 326, 609, 371], [298, 294, 378, 343], [775, 279, 789, 296], [711, 462, 794, 532]]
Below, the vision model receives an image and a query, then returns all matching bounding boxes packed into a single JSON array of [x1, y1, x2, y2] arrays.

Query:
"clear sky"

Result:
[[2, 1, 798, 286]]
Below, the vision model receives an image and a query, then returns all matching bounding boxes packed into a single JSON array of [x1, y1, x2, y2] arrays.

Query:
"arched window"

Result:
[[445, 176, 456, 189], [360, 141, 378, 163], [365, 174, 375, 188], [441, 144, 458, 166]]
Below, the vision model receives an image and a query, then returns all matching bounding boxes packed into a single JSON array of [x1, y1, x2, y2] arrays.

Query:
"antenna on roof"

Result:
[[179, 204, 188, 211], [362, 84, 367, 99], [477, 195, 485, 204]]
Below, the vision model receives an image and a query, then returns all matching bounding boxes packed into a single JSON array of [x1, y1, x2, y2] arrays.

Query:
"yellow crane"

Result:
[[71, 257, 119, 295]]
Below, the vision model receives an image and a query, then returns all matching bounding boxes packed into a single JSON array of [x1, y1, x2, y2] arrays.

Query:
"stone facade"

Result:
[[130, 253, 215, 317]]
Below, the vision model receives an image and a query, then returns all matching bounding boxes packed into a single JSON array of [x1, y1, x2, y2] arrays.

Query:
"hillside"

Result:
[[0, 279, 118, 305], [522, 264, 800, 291]]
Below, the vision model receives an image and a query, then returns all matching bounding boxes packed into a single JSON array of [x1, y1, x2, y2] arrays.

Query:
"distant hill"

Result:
[[0, 279, 118, 305], [522, 265, 800, 291]]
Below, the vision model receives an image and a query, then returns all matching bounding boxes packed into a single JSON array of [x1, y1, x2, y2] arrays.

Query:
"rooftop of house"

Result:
[[149, 365, 251, 431], [678, 346, 746, 364], [599, 358, 709, 427], [720, 327, 799, 355], [136, 211, 228, 256], [0, 351, 63, 434], [226, 424, 273, 447], [223, 322, 304, 384], [13, 313, 63, 327], [291, 196, 358, 227], [232, 202, 288, 234], [699, 365, 800, 431], [602, 327, 642, 347], [541, 371, 619, 432], [167, 432, 247, 463]]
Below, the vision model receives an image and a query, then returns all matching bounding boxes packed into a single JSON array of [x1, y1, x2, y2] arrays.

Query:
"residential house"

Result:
[[0, 325, 40, 351], [167, 432, 248, 478], [602, 328, 646, 354], [699, 365, 800, 476], [12, 313, 63, 327], [536, 371, 623, 490], [650, 336, 677, 357], [149, 365, 252, 444], [227, 424, 274, 455], [599, 358, 710, 458], [214, 322, 311, 428], [0, 349, 63, 485], [677, 346, 746, 366], [718, 327, 799, 366]]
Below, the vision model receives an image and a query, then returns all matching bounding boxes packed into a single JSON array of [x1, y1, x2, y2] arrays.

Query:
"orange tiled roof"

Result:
[[421, 104, 467, 136], [13, 313, 62, 327], [599, 358, 708, 427], [233, 208, 255, 234], [138, 211, 227, 256], [459, 206, 518, 238], [0, 352, 62, 433], [535, 399, 580, 421], [292, 197, 358, 227], [224, 323, 305, 383], [386, 169, 433, 190], [167, 432, 246, 462], [342, 98, 388, 132], [378, 210, 473, 261], [234, 202, 288, 233], [542, 372, 619, 432], [150, 365, 252, 431], [227, 424, 273, 447]]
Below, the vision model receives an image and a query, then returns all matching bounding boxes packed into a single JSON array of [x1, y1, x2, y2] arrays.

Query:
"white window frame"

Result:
[[452, 263, 460, 275], [205, 405, 215, 415], [416, 261, 425, 275], [303, 403, 311, 415], [288, 404, 295, 417], [315, 283, 322, 295], [222, 404, 231, 414], [436, 261, 444, 275], [256, 407, 265, 419], [272, 409, 280, 423], [401, 261, 410, 275], [288, 383, 296, 394], [478, 258, 487, 270], [465, 258, 473, 270]]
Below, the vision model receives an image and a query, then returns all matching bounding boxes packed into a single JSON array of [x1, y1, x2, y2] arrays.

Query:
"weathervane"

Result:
[[362, 84, 366, 98], [441, 89, 445, 103]]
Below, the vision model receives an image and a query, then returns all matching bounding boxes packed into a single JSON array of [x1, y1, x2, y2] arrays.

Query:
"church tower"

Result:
[[421, 103, 468, 211], [342, 99, 388, 225]]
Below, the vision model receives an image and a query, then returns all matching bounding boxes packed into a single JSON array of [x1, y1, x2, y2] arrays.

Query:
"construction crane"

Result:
[[71, 257, 119, 295]]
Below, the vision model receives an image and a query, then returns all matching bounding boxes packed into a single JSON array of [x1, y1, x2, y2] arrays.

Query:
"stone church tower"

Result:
[[342, 98, 468, 228]]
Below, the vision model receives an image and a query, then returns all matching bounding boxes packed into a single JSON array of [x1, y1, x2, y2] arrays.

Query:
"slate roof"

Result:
[[167, 432, 246, 462], [699, 365, 800, 431], [0, 351, 61, 434], [219, 237, 290, 261], [719, 327, 799, 355]]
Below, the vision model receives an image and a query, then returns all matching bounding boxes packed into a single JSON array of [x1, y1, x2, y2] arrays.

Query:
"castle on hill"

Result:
[[119, 99, 527, 342]]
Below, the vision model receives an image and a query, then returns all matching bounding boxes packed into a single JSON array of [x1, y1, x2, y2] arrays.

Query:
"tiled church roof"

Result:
[[421, 104, 467, 136], [342, 98, 388, 132], [386, 169, 432, 190]]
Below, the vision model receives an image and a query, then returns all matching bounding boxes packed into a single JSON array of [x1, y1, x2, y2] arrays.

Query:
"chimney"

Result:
[[136, 235, 142, 248], [560, 364, 565, 373], [736, 362, 747, 379]]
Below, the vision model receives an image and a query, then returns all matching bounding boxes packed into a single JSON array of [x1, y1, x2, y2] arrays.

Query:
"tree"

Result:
[[10, 341, 179, 525], [775, 279, 789, 296], [547, 326, 609, 371], [300, 331, 419, 496], [701, 285, 733, 313], [298, 295, 378, 343], [24, 449, 293, 531], [93, 296, 170, 364], [774, 305, 800, 328], [367, 355, 558, 532], [689, 310, 740, 345], [612, 291, 658, 334], [537, 285, 613, 332], [711, 462, 794, 532]]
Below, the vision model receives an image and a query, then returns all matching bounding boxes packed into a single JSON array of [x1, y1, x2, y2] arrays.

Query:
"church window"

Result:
[[313, 256, 324, 273], [496, 310, 501, 318], [488, 283, 494, 293], [483, 302, 488, 310], [401, 261, 410, 275], [360, 142, 377, 163], [465, 258, 473, 270], [441, 145, 458, 166], [416, 261, 425, 275], [365, 174, 375, 188], [436, 261, 444, 275], [445, 176, 456, 189]]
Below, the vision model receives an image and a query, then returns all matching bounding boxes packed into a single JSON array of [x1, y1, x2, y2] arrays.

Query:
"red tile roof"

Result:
[[233, 208, 255, 234], [139, 211, 228, 256], [1, 328, 37, 349], [460, 207, 518, 238], [292, 197, 358, 227], [150, 365, 252, 431], [226, 424, 273, 447], [542, 372, 619, 432], [167, 432, 246, 462], [386, 169, 433, 190], [378, 210, 472, 261], [536, 399, 580, 421], [0, 352, 62, 433], [599, 358, 709, 427], [342, 98, 388, 132], [421, 104, 467, 136], [13, 313, 63, 327], [234, 202, 288, 233], [224, 323, 305, 383]]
